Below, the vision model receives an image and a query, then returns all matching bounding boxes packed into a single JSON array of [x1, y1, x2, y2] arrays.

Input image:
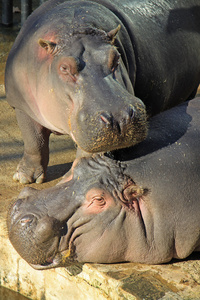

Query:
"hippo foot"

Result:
[[13, 156, 46, 184]]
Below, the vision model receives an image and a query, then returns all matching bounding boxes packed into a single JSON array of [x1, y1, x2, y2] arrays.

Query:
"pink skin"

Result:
[[84, 188, 118, 214]]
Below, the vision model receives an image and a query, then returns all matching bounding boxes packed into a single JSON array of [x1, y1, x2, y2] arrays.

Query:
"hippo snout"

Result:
[[100, 105, 135, 131], [8, 204, 63, 266], [72, 100, 147, 153], [7, 185, 74, 269]]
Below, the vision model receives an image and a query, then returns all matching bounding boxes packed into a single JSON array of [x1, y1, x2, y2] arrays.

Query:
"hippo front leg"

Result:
[[13, 109, 51, 184]]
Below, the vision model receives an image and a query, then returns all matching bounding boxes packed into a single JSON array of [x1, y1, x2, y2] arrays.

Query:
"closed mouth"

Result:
[[30, 248, 72, 270]]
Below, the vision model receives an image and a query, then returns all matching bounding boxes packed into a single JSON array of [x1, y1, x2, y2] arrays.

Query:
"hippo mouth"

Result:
[[30, 248, 73, 270], [29, 227, 79, 270]]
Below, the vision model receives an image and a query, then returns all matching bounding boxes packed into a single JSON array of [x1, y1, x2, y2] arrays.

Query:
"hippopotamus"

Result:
[[5, 0, 200, 184], [7, 98, 200, 269]]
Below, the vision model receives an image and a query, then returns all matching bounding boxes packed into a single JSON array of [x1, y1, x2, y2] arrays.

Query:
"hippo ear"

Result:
[[107, 25, 121, 44], [122, 184, 148, 205], [38, 39, 59, 55]]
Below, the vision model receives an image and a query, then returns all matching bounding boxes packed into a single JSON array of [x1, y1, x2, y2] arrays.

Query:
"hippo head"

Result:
[[36, 20, 147, 153], [7, 155, 148, 269]]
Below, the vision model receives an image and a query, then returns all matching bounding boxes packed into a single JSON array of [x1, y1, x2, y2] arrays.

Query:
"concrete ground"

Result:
[[0, 2, 200, 299]]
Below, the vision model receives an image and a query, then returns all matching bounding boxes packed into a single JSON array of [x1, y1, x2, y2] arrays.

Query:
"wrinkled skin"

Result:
[[7, 98, 200, 269], [5, 0, 200, 183]]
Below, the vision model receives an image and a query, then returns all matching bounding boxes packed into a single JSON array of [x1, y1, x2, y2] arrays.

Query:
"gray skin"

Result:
[[7, 98, 200, 269], [5, 0, 200, 184]]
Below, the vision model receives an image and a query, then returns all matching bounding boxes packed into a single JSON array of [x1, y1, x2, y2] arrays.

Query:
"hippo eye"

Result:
[[92, 197, 106, 206], [58, 57, 78, 83], [60, 64, 70, 74], [59, 64, 77, 82]]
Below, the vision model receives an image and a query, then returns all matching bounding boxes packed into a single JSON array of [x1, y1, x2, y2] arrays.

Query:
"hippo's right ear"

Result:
[[38, 39, 59, 55]]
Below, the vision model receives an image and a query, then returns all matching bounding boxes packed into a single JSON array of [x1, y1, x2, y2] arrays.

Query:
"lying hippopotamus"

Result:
[[7, 98, 200, 269], [5, 0, 200, 184]]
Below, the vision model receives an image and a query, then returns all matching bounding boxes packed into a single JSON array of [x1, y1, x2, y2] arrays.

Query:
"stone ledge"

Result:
[[1, 213, 200, 300]]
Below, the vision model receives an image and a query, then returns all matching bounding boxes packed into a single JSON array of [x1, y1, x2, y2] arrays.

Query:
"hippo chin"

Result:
[[5, 0, 200, 184], [7, 98, 200, 269]]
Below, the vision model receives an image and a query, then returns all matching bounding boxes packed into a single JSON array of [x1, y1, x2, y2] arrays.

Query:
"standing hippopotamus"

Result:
[[5, 0, 200, 184], [7, 98, 200, 269]]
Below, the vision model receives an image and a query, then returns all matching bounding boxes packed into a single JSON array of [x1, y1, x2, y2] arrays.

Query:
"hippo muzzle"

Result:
[[7, 187, 77, 269], [70, 84, 147, 153]]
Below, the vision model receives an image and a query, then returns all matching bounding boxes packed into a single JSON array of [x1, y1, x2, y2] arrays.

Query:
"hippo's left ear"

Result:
[[107, 25, 121, 44], [38, 39, 59, 55]]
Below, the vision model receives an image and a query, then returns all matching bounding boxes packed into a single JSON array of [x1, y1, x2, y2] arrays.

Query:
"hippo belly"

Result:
[[5, 0, 200, 183], [7, 98, 200, 269]]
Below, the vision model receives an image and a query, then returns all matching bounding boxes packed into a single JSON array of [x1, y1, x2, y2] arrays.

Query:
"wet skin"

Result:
[[5, 0, 200, 183], [7, 98, 200, 269]]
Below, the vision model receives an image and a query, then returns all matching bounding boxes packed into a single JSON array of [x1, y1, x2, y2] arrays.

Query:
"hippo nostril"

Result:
[[20, 214, 35, 226], [100, 112, 113, 127], [128, 105, 135, 119], [10, 199, 23, 222], [12, 199, 22, 211], [116, 121, 121, 134]]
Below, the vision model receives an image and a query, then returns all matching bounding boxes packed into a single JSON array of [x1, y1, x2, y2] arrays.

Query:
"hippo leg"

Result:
[[13, 109, 51, 184]]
